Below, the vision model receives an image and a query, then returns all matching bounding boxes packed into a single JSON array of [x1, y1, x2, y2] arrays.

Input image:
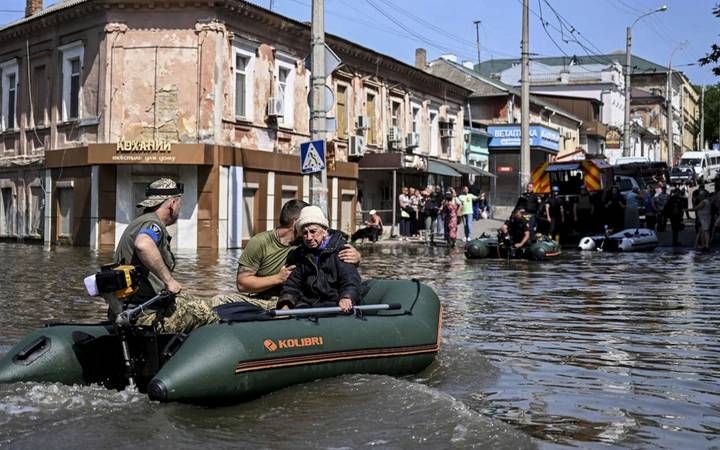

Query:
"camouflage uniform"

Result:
[[115, 177, 227, 334], [208, 293, 278, 311], [135, 292, 234, 334]]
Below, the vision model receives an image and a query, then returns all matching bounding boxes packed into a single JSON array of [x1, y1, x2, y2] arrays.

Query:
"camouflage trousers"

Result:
[[206, 293, 279, 311], [135, 292, 278, 334]]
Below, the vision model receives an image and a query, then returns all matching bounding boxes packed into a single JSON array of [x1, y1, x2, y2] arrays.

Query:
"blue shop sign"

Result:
[[487, 125, 560, 152]]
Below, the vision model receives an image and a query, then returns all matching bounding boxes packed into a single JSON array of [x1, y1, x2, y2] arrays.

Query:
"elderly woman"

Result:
[[278, 206, 362, 312]]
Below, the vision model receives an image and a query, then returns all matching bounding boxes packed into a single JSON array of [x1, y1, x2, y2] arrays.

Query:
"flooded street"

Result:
[[1, 242, 719, 449]]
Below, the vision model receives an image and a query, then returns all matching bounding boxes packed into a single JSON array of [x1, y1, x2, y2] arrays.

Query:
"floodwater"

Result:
[[1, 242, 719, 449]]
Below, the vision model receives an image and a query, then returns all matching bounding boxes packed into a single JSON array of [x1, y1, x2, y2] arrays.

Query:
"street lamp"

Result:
[[623, 5, 668, 157], [666, 40, 688, 166]]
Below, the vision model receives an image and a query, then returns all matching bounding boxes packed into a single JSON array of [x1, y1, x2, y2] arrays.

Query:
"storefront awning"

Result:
[[432, 159, 497, 178], [427, 159, 462, 177], [545, 162, 580, 172]]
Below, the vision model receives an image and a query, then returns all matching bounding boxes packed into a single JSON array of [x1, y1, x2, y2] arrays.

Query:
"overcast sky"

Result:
[[1, 0, 719, 85]]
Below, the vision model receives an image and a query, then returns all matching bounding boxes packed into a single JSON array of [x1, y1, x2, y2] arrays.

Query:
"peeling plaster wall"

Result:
[[107, 23, 201, 143]]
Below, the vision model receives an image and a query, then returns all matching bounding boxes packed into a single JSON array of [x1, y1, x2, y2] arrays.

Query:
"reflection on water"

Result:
[[1, 242, 720, 449]]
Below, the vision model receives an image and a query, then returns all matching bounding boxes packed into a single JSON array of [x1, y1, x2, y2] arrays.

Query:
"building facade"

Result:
[[426, 55, 582, 205], [481, 54, 701, 164], [0, 0, 466, 248]]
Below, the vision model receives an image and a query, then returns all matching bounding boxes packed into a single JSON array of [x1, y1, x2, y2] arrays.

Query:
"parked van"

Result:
[[678, 150, 720, 184]]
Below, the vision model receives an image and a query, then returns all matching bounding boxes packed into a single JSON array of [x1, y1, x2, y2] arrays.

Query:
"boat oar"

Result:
[[271, 303, 402, 317]]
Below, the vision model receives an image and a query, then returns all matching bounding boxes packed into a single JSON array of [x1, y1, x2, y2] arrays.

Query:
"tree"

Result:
[[699, 3, 720, 76], [703, 83, 720, 147]]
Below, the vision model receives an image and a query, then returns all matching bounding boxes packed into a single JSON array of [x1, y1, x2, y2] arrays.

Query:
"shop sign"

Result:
[[487, 125, 560, 152], [605, 128, 622, 149], [605, 129, 622, 149], [402, 154, 426, 171], [113, 139, 176, 163], [497, 166, 513, 173]]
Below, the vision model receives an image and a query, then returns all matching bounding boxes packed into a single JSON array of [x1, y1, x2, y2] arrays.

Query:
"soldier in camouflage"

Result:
[[115, 177, 229, 333]]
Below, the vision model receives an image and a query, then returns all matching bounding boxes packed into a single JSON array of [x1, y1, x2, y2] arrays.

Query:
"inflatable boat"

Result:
[[0, 278, 442, 405], [578, 228, 659, 252], [465, 233, 561, 261]]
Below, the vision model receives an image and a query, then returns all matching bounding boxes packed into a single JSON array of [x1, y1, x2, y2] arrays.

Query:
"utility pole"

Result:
[[310, 0, 328, 214], [623, 6, 668, 158], [623, 26, 633, 157], [666, 68, 673, 165], [699, 84, 705, 149], [520, 0, 530, 192], [474, 20, 481, 72]]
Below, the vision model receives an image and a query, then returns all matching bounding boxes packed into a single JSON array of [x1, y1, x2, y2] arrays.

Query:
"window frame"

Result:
[[0, 59, 19, 131], [59, 41, 84, 122], [429, 109, 439, 156], [233, 44, 256, 122], [336, 83, 349, 139], [365, 89, 377, 144], [275, 56, 295, 128], [411, 104, 421, 134]]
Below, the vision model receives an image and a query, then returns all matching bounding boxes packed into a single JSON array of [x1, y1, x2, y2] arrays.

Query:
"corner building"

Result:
[[0, 0, 468, 249]]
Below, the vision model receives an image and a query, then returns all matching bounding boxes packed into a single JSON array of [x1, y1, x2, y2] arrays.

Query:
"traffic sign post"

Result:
[[300, 140, 326, 174]]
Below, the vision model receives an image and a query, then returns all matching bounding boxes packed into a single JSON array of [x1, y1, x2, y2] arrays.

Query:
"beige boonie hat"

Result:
[[137, 177, 184, 208]]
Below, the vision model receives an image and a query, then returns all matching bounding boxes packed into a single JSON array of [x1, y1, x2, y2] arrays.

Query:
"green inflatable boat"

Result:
[[0, 279, 441, 405], [465, 233, 561, 261]]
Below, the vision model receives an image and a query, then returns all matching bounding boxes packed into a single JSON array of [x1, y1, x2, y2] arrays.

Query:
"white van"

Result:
[[678, 150, 720, 184]]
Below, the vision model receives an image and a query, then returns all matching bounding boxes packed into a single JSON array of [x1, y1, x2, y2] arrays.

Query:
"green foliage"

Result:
[[698, 4, 720, 76], [703, 84, 720, 147]]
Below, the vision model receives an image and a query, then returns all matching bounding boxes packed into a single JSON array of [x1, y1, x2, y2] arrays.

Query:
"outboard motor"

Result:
[[578, 237, 596, 251]]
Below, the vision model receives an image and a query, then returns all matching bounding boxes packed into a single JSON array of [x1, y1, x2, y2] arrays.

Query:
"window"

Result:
[[0, 60, 19, 130], [411, 105, 420, 133], [336, 84, 347, 139], [58, 187, 73, 237], [233, 45, 255, 121], [277, 67, 289, 125], [391, 101, 401, 129], [235, 54, 248, 118], [32, 65, 47, 126], [281, 187, 297, 208], [69, 59, 80, 119], [276, 59, 295, 127], [366, 92, 376, 144], [0, 187, 13, 235], [242, 187, 257, 240], [429, 110, 438, 156], [28, 185, 43, 236], [60, 41, 84, 121], [7, 74, 16, 129], [441, 116, 456, 156]]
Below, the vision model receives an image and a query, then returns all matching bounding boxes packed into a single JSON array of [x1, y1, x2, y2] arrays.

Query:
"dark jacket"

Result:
[[278, 230, 362, 309]]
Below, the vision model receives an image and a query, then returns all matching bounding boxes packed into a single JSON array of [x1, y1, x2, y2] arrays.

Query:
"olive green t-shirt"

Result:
[[237, 230, 298, 299]]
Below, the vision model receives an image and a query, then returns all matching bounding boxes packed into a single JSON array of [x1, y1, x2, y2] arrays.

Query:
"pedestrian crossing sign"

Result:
[[300, 140, 326, 174]]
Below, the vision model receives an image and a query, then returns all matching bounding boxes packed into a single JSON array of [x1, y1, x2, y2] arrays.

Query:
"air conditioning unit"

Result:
[[348, 135, 366, 158], [267, 97, 284, 117], [440, 127, 455, 138], [388, 126, 401, 143], [356, 115, 370, 130], [405, 132, 419, 148]]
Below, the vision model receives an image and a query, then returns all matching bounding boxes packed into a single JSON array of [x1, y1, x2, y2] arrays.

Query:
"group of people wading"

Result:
[[507, 177, 720, 250], [115, 177, 364, 334]]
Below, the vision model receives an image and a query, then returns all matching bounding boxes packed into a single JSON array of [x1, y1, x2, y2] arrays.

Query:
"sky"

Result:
[[1, 0, 719, 85]]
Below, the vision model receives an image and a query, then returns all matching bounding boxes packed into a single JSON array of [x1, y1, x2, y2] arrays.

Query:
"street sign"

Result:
[[300, 140, 326, 174], [304, 44, 342, 76]]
